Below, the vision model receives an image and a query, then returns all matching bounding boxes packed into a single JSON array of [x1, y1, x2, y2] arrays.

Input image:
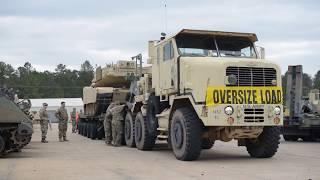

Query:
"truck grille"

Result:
[[244, 108, 264, 122], [226, 67, 277, 86]]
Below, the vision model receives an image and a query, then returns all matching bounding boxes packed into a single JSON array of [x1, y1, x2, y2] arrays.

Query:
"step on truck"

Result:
[[81, 29, 283, 161]]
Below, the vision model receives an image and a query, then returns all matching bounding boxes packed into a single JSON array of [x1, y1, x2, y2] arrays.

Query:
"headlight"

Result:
[[224, 106, 234, 115], [274, 106, 281, 115], [227, 75, 237, 85]]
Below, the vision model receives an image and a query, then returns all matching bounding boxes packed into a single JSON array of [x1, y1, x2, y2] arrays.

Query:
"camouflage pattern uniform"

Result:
[[110, 105, 125, 146], [39, 106, 49, 143], [104, 102, 118, 145], [71, 108, 77, 133], [55, 106, 69, 141]]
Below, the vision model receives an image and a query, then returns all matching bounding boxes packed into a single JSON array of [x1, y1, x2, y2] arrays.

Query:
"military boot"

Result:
[[63, 137, 69, 141], [41, 138, 48, 143], [59, 138, 63, 142]]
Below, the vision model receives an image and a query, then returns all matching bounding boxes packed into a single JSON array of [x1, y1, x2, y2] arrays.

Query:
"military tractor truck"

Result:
[[0, 87, 33, 155], [283, 65, 320, 141], [81, 29, 283, 161]]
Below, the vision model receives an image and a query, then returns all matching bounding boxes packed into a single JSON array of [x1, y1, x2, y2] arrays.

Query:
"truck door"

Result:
[[159, 41, 175, 93]]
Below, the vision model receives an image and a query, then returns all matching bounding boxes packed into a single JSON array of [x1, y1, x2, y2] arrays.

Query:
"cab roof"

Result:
[[174, 29, 258, 42]]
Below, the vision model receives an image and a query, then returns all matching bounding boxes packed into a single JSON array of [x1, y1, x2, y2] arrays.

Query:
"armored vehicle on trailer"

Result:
[[80, 29, 283, 161], [283, 65, 320, 141], [0, 88, 33, 155], [78, 60, 145, 139]]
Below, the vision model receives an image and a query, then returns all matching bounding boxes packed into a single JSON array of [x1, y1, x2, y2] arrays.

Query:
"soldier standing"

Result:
[[71, 108, 77, 133], [39, 103, 49, 143], [55, 102, 69, 142], [103, 102, 118, 145], [110, 104, 125, 146]]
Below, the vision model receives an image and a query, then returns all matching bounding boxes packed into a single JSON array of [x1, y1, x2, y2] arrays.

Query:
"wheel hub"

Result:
[[173, 121, 183, 149]]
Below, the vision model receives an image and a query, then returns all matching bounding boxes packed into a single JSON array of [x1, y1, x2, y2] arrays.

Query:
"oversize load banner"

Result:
[[206, 86, 283, 106]]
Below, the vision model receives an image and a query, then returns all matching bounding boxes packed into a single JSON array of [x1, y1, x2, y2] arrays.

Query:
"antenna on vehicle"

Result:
[[164, 2, 168, 33]]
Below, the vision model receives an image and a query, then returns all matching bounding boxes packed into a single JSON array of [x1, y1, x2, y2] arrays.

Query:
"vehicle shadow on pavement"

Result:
[[198, 150, 252, 162]]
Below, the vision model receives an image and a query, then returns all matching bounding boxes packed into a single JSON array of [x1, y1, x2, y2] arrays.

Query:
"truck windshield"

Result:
[[176, 35, 257, 58]]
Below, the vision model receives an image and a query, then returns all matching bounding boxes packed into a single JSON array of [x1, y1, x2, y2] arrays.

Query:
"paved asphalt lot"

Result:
[[0, 124, 319, 180]]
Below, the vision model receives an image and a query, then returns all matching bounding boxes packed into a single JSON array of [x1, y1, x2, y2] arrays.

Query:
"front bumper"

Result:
[[196, 104, 283, 126]]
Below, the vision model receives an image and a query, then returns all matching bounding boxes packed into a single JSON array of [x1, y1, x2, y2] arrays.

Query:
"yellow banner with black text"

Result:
[[206, 86, 283, 106]]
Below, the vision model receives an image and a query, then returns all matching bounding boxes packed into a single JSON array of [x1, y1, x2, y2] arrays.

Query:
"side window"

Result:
[[163, 41, 174, 61]]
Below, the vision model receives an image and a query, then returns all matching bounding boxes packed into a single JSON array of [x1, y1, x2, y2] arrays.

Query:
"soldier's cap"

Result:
[[43, 103, 48, 106], [61, 101, 65, 104]]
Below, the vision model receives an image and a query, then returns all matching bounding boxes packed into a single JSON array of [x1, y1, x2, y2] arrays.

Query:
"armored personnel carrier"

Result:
[[0, 88, 33, 155]]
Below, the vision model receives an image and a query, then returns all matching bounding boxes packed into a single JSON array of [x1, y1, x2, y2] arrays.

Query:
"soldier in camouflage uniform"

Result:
[[55, 102, 69, 142], [110, 104, 125, 146], [70, 108, 77, 133], [39, 103, 49, 143], [103, 102, 120, 145]]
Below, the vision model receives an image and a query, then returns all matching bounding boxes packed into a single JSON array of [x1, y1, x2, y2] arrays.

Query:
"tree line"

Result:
[[0, 61, 94, 98], [1, 61, 320, 100]]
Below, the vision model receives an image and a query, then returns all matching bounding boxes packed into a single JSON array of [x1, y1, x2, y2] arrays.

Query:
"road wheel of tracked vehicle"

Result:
[[201, 138, 214, 150], [170, 107, 202, 161], [246, 127, 280, 158], [125, 112, 136, 147], [0, 135, 5, 154], [135, 112, 156, 150]]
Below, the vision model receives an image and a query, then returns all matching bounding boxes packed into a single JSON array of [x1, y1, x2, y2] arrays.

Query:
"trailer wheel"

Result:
[[170, 107, 202, 161], [78, 122, 81, 135], [91, 123, 97, 140], [86, 123, 90, 138], [125, 112, 136, 147], [246, 127, 280, 158], [202, 138, 214, 150], [135, 112, 156, 150], [283, 135, 298, 141], [0, 135, 5, 154]]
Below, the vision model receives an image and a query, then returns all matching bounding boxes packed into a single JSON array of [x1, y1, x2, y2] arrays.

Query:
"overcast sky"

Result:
[[0, 0, 319, 75]]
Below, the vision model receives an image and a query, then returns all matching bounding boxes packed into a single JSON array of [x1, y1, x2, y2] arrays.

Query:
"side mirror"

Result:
[[256, 46, 265, 59]]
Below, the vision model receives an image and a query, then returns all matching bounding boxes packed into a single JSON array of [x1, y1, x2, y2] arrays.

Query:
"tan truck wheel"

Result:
[[125, 112, 136, 147], [170, 107, 202, 161], [246, 127, 280, 158], [134, 112, 156, 150]]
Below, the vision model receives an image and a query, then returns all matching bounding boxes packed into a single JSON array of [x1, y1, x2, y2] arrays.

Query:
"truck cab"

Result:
[[130, 29, 283, 160]]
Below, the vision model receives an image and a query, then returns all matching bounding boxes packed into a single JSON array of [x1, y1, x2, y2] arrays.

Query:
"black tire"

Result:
[[302, 136, 315, 142], [134, 112, 156, 150], [283, 135, 298, 141], [125, 112, 136, 147], [86, 123, 90, 138], [246, 127, 280, 158], [201, 138, 214, 150], [91, 123, 98, 140], [83, 122, 87, 136], [170, 107, 202, 161], [78, 122, 82, 135], [0, 135, 5, 153]]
